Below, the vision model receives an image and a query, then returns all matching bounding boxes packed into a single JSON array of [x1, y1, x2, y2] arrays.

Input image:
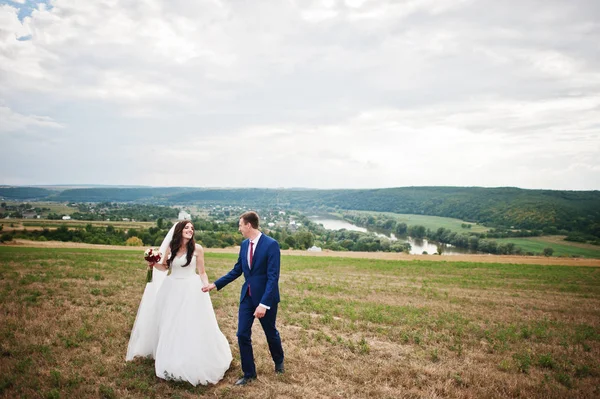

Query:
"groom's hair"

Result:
[[240, 211, 259, 229]]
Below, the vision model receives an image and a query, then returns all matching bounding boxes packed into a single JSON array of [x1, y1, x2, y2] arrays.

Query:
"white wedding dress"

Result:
[[126, 253, 232, 386]]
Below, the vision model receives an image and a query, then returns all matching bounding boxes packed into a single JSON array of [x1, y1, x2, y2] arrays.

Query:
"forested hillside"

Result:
[[317, 187, 600, 237], [0, 187, 54, 199], [51, 187, 192, 202], [2, 186, 599, 238]]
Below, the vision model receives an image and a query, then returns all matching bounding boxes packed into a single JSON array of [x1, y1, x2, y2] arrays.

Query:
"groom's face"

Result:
[[238, 218, 251, 238]]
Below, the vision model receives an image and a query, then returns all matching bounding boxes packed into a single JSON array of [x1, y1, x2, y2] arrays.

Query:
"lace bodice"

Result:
[[169, 254, 197, 279]]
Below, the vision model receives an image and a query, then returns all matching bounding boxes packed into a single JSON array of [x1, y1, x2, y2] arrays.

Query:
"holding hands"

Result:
[[201, 283, 266, 318], [202, 283, 216, 292]]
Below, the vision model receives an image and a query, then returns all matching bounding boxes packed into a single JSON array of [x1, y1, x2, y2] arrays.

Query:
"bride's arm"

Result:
[[152, 246, 170, 271], [195, 244, 209, 286]]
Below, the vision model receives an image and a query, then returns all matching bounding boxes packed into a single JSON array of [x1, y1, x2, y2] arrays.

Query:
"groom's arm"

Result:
[[259, 240, 281, 308]]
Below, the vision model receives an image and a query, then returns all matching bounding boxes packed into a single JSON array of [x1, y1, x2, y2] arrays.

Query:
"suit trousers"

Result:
[[237, 295, 284, 378]]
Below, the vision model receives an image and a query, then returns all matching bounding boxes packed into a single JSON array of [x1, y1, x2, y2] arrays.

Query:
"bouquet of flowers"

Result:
[[143, 248, 162, 283]]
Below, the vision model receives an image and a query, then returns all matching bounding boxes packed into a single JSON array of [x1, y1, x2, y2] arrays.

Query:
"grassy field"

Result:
[[0, 219, 156, 231], [33, 202, 75, 215], [0, 247, 599, 398], [339, 211, 490, 233], [1, 201, 75, 216], [496, 237, 600, 258]]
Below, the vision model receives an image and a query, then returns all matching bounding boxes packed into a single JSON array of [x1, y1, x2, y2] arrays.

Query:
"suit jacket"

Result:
[[214, 234, 281, 307]]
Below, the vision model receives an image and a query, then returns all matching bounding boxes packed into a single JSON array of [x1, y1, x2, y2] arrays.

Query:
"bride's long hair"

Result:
[[168, 220, 195, 267]]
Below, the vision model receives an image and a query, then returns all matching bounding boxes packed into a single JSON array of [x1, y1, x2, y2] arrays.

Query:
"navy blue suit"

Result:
[[214, 234, 284, 378]]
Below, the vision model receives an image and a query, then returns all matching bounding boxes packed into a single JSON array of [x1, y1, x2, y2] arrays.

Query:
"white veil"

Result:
[[151, 222, 176, 293], [126, 222, 176, 360]]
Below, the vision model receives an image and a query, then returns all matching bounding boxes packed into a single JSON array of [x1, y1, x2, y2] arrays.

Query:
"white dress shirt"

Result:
[[248, 232, 262, 266]]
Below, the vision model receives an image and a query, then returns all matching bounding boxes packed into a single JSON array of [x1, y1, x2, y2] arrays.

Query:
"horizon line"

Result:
[[1, 184, 599, 192]]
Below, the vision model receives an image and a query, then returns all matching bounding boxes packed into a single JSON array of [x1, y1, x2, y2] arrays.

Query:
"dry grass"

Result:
[[0, 220, 155, 231], [0, 247, 599, 398], [9, 239, 600, 266], [528, 236, 600, 250]]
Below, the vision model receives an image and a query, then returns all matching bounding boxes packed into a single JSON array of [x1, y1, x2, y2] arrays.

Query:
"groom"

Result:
[[203, 211, 284, 385]]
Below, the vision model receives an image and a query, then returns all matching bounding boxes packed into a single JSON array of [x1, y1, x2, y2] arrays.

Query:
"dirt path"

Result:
[[3, 239, 600, 266]]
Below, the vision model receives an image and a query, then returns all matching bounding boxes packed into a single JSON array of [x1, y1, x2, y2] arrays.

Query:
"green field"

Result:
[[339, 210, 490, 233], [0, 247, 599, 398], [0, 219, 156, 230], [2, 201, 75, 216], [496, 236, 600, 258]]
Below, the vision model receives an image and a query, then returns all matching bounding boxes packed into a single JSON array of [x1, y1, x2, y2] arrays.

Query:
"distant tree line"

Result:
[[2, 211, 411, 253], [0, 202, 179, 222], [2, 186, 598, 242], [0, 202, 53, 218], [65, 202, 178, 222]]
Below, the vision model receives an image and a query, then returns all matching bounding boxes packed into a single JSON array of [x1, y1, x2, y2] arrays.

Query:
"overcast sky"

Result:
[[1, 0, 599, 190]]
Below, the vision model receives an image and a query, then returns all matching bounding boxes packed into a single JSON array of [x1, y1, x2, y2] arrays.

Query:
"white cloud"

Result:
[[0, 105, 64, 132], [0, 0, 599, 189]]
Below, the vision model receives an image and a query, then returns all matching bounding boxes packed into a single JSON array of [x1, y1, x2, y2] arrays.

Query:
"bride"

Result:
[[126, 220, 232, 385]]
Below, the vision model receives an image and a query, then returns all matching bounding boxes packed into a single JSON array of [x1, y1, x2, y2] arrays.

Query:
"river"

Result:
[[309, 216, 473, 255]]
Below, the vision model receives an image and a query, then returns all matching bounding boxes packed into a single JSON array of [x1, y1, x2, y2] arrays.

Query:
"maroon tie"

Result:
[[249, 241, 254, 268], [248, 241, 254, 297]]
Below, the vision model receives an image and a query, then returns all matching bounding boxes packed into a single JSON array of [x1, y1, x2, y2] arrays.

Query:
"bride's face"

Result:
[[182, 223, 194, 240]]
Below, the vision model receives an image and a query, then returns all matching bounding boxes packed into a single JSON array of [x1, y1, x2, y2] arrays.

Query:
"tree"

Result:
[[505, 242, 515, 255], [543, 247, 554, 257], [340, 239, 354, 250], [436, 244, 444, 255], [126, 236, 143, 246], [284, 236, 296, 248], [395, 223, 407, 236], [408, 225, 426, 239], [436, 227, 451, 243], [380, 239, 391, 251], [294, 231, 314, 249], [478, 239, 498, 254], [382, 219, 396, 230], [496, 243, 509, 255], [468, 236, 479, 250]]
